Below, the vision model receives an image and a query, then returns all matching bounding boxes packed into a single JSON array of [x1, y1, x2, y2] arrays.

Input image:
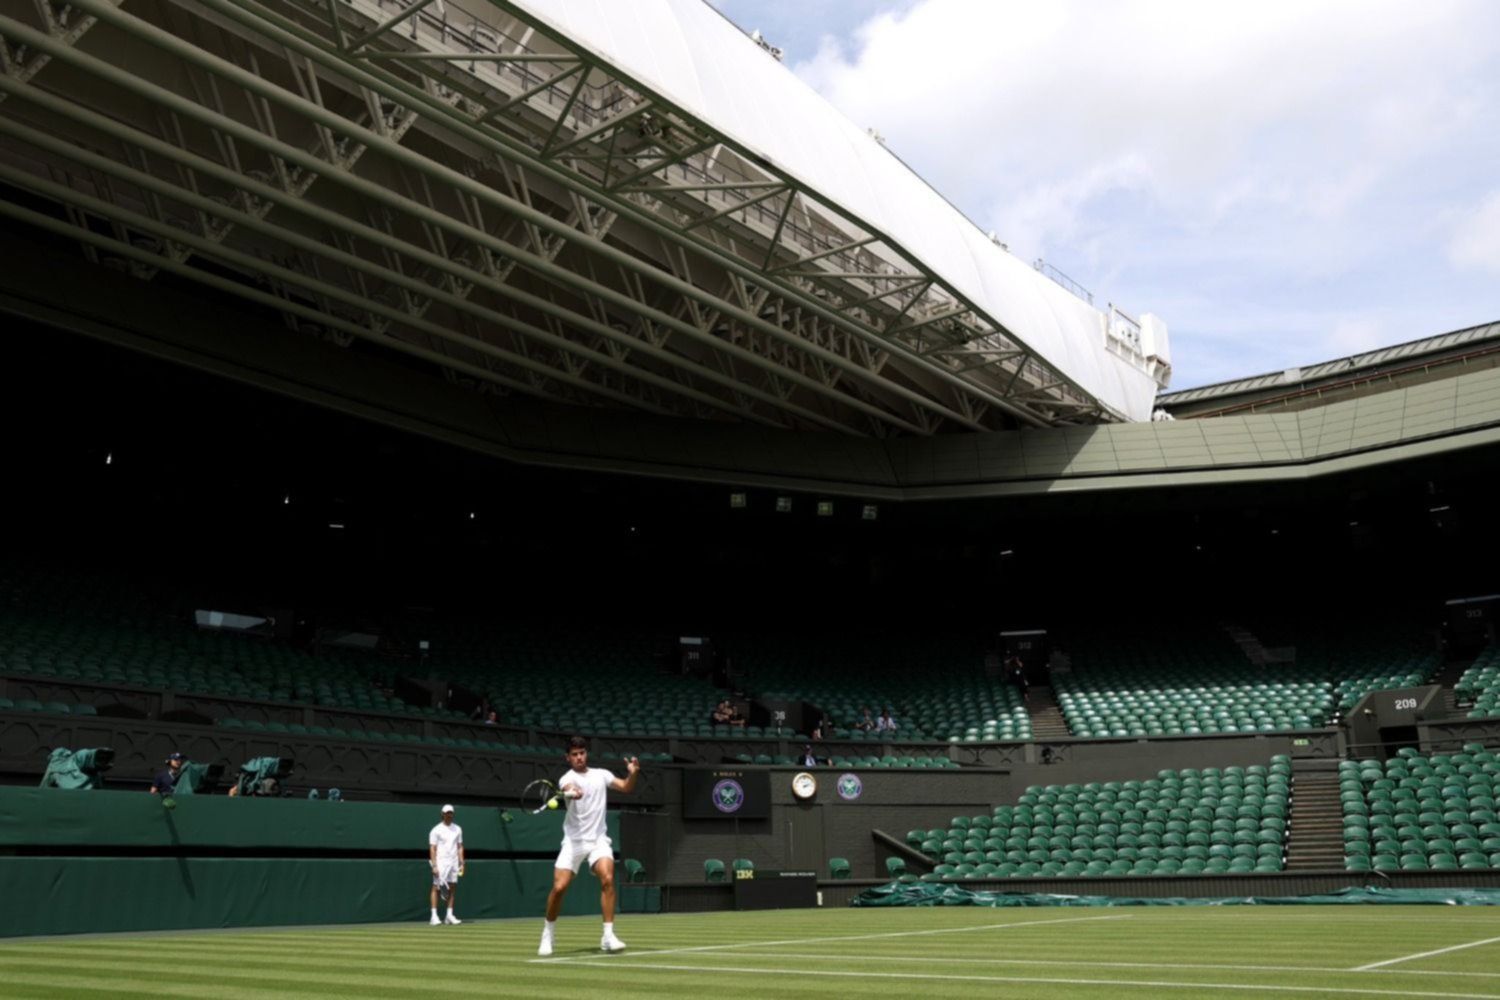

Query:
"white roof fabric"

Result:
[[512, 0, 1159, 421]]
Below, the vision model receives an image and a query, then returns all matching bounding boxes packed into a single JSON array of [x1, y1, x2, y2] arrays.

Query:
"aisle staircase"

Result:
[[1284, 760, 1345, 870], [1026, 685, 1071, 741]]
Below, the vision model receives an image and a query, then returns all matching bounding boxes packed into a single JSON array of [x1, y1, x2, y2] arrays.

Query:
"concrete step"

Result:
[[1026, 686, 1073, 739], [1285, 766, 1348, 869]]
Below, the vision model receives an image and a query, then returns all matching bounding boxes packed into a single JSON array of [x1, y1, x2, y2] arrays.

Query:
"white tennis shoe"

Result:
[[537, 936, 554, 957], [429, 914, 441, 926], [600, 932, 627, 952], [444, 914, 461, 925]]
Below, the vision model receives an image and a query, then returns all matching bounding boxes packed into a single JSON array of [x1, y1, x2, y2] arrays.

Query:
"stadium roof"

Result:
[[1158, 320, 1500, 418], [507, 0, 1169, 421], [0, 0, 1166, 437]]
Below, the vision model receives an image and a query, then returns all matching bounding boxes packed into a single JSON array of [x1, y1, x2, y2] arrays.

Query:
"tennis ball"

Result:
[[547, 797, 559, 810]]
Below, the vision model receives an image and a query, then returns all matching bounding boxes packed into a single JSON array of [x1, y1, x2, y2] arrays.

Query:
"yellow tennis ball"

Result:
[[547, 797, 559, 810]]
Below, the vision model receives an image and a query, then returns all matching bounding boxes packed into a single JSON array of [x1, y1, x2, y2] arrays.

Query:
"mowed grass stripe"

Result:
[[551, 934, 1500, 995], [0, 962, 691, 1000], [3, 907, 1500, 1000], [581, 961, 1500, 1000], [693, 951, 1500, 979]]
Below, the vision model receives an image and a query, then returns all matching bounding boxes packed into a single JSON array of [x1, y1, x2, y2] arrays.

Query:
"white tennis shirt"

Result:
[[429, 822, 463, 866], [558, 767, 616, 842]]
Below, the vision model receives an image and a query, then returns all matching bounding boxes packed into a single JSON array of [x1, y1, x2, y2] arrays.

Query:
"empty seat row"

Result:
[[1342, 744, 1500, 871], [0, 698, 98, 716], [911, 758, 1291, 879]]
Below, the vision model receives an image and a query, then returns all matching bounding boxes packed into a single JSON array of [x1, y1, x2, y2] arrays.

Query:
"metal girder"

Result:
[[218, 0, 1090, 427], [0, 68, 856, 431], [0, 2, 962, 436], [16, 0, 986, 435], [342, 0, 438, 52], [0, 0, 119, 96], [0, 0, 1131, 437], [454, 0, 1112, 423], [175, 0, 978, 431]]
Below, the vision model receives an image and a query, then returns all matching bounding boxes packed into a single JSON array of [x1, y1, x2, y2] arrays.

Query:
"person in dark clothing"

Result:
[[150, 752, 184, 795], [1005, 654, 1029, 704]]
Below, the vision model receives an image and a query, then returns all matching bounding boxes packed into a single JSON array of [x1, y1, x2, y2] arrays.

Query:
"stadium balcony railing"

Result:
[[1339, 744, 1500, 872]]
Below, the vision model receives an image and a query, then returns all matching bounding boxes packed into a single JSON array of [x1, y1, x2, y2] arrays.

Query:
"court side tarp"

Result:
[[852, 882, 1500, 908]]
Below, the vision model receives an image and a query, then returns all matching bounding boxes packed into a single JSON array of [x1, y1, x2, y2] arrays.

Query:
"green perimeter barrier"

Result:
[[852, 882, 1500, 908], [0, 857, 627, 937], [0, 787, 616, 852]]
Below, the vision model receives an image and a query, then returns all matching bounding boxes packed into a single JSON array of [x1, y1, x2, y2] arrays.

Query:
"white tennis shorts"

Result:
[[432, 861, 460, 887], [555, 836, 613, 873]]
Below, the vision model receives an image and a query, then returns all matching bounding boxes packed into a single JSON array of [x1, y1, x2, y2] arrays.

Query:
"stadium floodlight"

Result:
[[38, 747, 115, 790], [817, 501, 834, 517], [729, 492, 747, 509], [233, 756, 294, 797], [173, 761, 225, 796], [775, 497, 793, 513], [860, 504, 878, 521]]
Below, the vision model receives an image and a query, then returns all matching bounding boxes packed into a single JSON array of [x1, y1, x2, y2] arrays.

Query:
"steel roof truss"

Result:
[[0, 86, 824, 430], [312, 0, 1071, 425], [6, 0, 1009, 434], [222, 0, 1065, 426]]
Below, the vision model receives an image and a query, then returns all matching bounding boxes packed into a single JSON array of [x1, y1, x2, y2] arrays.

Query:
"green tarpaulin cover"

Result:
[[852, 882, 1500, 908]]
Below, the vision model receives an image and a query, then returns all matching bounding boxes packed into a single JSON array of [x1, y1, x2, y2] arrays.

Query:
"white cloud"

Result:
[[1448, 192, 1500, 276], [789, 0, 1500, 387], [1327, 316, 1393, 356]]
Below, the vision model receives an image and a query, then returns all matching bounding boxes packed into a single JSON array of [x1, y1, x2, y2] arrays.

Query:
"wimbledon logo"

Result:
[[837, 773, 863, 801], [711, 778, 746, 813]]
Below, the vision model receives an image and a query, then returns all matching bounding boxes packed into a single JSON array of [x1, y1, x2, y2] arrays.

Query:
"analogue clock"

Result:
[[791, 771, 817, 800]]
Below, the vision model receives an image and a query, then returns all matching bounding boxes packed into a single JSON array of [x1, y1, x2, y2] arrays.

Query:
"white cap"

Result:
[[441, 804, 454, 813]]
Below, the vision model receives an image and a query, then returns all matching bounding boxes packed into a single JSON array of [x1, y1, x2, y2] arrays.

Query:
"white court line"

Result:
[[570, 961, 1500, 999], [528, 913, 1129, 964], [1354, 935, 1500, 972], [708, 952, 1500, 979]]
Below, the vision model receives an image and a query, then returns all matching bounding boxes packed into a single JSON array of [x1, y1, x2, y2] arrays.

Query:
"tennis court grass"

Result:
[[2, 904, 1500, 998]]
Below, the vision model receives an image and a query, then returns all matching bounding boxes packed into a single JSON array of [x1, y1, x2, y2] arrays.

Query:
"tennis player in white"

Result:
[[428, 804, 464, 925], [538, 736, 640, 956]]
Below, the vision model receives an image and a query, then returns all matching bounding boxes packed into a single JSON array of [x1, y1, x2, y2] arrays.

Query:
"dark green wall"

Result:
[[0, 788, 640, 937], [0, 787, 613, 851], [0, 858, 597, 937]]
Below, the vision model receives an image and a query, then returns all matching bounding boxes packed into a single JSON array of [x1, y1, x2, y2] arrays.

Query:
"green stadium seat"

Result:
[[829, 857, 851, 879], [703, 859, 726, 883]]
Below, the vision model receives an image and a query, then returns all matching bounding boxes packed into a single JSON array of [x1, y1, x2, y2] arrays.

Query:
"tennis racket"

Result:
[[522, 778, 561, 814], [523, 778, 581, 814]]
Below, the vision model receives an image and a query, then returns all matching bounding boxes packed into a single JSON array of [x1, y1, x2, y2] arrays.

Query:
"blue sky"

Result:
[[708, 0, 1500, 391]]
